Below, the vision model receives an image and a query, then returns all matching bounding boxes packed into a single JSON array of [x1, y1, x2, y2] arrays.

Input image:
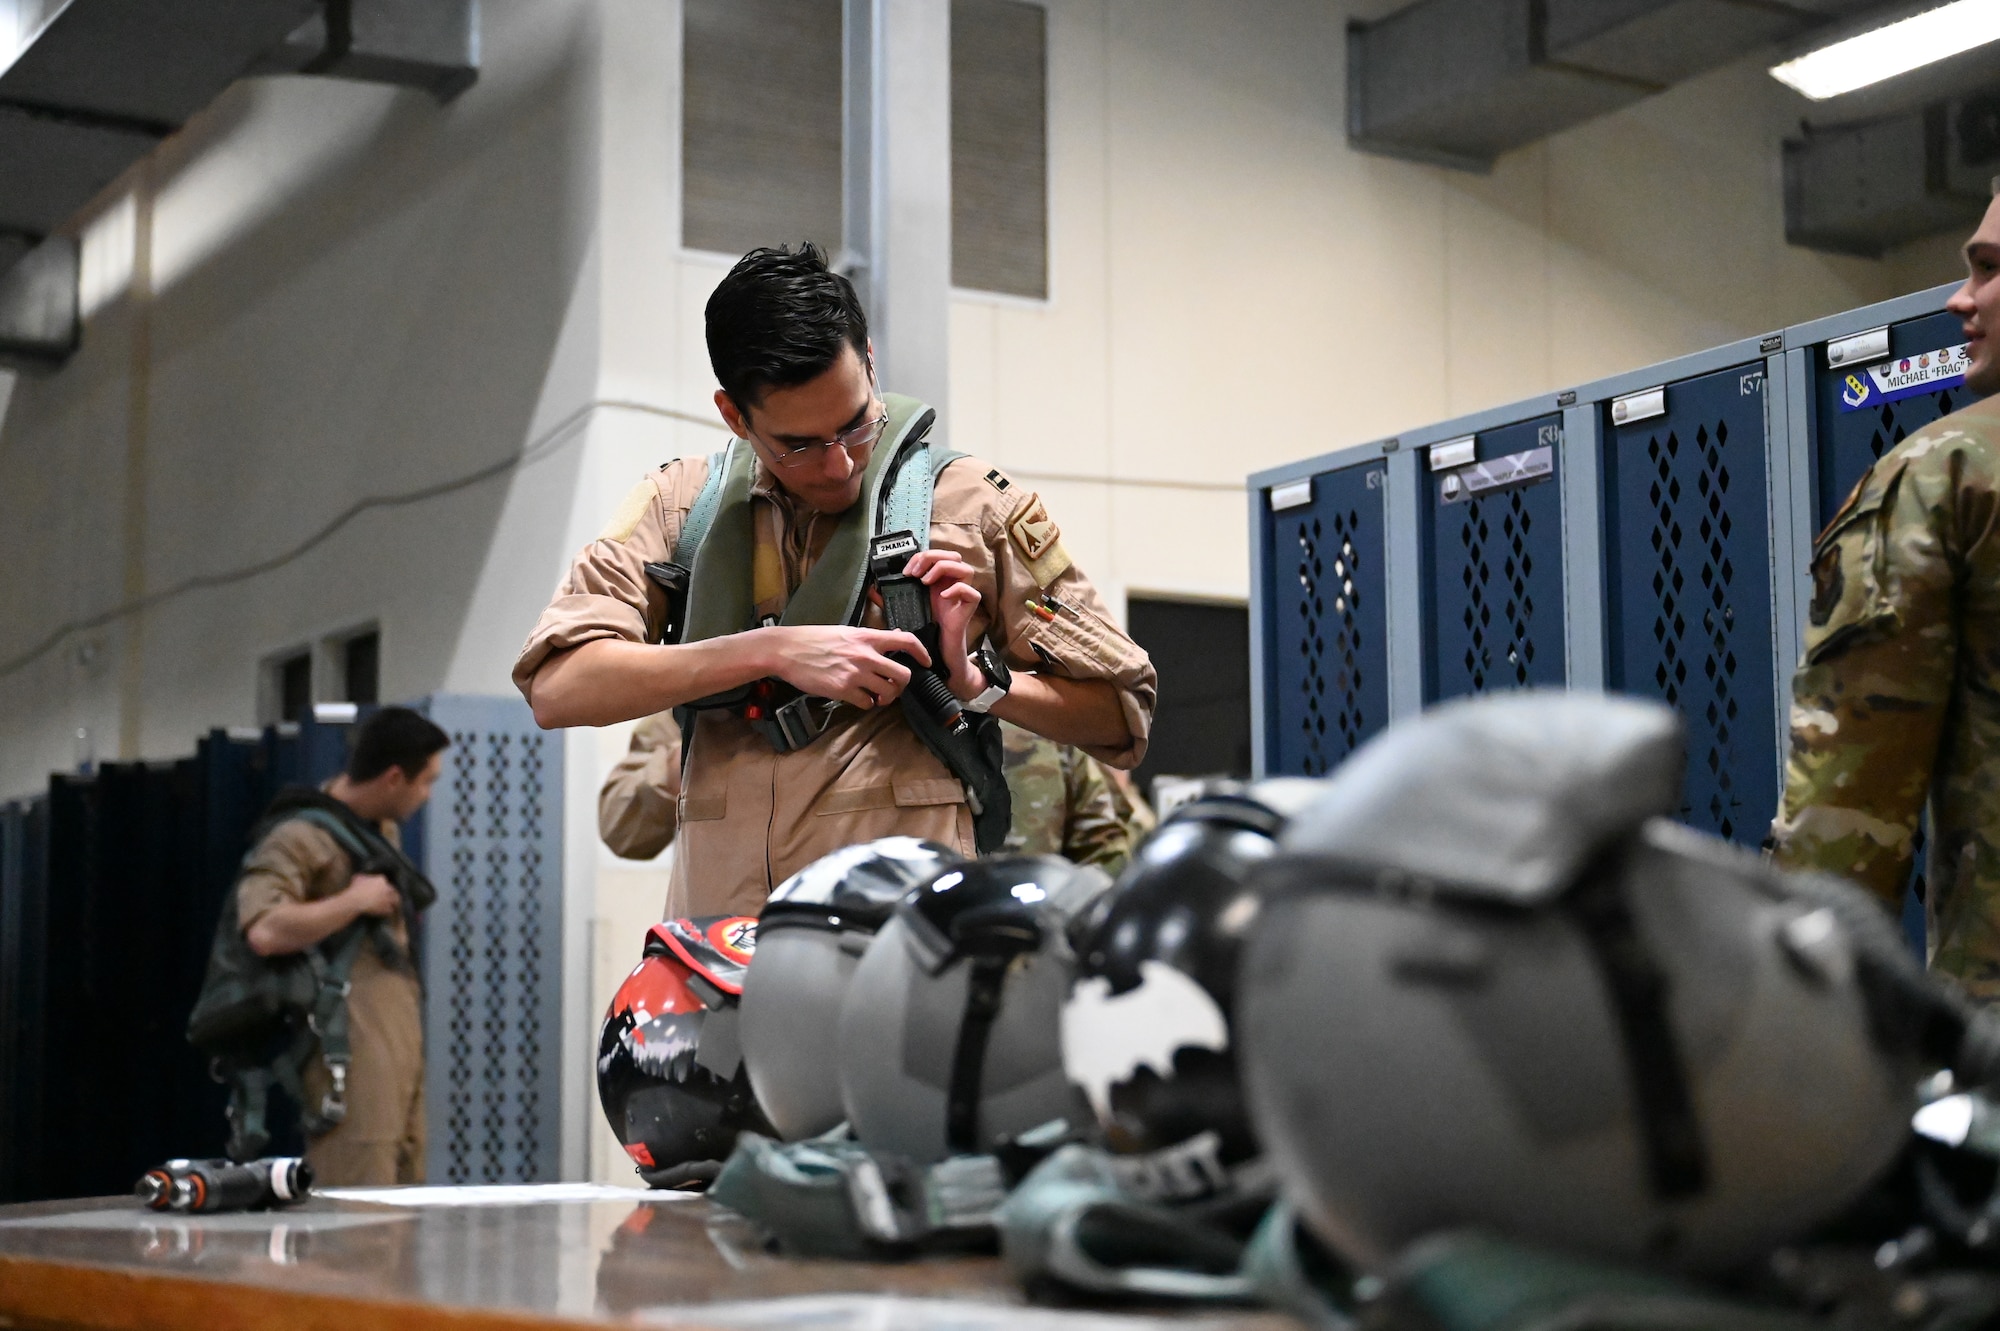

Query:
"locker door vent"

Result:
[[1295, 511, 1369, 775], [1645, 424, 1745, 839]]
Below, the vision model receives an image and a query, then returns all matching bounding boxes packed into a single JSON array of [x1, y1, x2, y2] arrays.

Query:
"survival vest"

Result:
[[186, 788, 436, 1161], [647, 393, 1012, 852]]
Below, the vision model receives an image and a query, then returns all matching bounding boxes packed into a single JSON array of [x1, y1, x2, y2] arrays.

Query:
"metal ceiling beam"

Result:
[[255, 0, 479, 103]]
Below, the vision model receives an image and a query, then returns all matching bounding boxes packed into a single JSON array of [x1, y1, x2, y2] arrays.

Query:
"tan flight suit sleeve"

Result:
[[512, 458, 710, 700], [237, 821, 349, 932], [598, 711, 684, 859], [931, 460, 1158, 769]]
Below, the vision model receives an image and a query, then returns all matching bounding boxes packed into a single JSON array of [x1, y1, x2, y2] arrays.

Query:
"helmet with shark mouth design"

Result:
[[597, 916, 773, 1189]]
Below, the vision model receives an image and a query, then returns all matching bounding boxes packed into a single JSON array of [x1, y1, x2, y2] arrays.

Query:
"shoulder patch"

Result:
[[599, 479, 657, 544], [1008, 492, 1074, 587], [984, 468, 1013, 493]]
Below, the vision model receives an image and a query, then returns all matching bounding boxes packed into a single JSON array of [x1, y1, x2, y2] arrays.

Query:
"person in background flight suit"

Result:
[[239, 707, 449, 1184], [599, 713, 1146, 878], [1771, 188, 2000, 1001], [520, 243, 1155, 917]]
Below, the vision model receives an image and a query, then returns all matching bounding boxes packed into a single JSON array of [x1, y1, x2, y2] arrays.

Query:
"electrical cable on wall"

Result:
[[0, 401, 1243, 684], [0, 400, 726, 683]]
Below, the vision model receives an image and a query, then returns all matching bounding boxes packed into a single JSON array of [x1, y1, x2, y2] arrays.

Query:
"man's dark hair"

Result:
[[347, 706, 450, 782], [706, 242, 869, 411]]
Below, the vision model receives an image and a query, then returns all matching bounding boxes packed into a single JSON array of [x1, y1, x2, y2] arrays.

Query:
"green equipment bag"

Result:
[[185, 788, 435, 1160]]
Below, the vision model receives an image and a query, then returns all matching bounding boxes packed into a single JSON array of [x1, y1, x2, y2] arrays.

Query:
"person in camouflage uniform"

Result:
[[1771, 195, 2000, 999], [600, 713, 1147, 878], [998, 720, 1143, 877]]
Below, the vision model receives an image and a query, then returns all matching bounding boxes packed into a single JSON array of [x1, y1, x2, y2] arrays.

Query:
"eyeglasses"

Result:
[[760, 409, 890, 468]]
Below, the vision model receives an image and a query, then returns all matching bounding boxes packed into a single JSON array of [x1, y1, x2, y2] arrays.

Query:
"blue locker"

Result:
[[1261, 463, 1392, 776], [408, 693, 565, 1186], [1603, 362, 1776, 845], [1422, 414, 1567, 701]]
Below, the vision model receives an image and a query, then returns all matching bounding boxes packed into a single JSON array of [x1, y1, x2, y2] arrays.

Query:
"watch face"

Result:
[[977, 643, 1011, 689]]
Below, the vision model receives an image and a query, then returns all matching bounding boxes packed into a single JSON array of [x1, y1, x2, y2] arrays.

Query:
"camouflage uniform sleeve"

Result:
[[1769, 448, 1962, 906], [1058, 745, 1137, 878], [597, 711, 683, 860]]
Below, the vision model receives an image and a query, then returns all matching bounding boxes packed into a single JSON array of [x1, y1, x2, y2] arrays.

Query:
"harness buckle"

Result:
[[323, 1059, 350, 1125], [751, 693, 839, 753]]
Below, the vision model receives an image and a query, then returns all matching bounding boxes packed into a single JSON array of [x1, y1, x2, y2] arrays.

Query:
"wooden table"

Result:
[[0, 1186, 1292, 1331]]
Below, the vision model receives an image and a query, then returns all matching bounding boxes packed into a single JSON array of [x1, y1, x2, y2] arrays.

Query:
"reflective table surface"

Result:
[[0, 1185, 1292, 1330]]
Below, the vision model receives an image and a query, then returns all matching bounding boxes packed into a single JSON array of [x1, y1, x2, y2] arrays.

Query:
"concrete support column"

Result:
[[843, 0, 951, 416]]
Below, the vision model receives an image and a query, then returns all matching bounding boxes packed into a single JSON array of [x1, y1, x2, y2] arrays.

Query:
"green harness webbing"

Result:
[[654, 395, 1010, 850], [674, 394, 959, 641]]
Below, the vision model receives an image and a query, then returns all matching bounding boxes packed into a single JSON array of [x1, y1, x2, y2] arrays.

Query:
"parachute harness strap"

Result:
[[1563, 869, 1710, 1202]]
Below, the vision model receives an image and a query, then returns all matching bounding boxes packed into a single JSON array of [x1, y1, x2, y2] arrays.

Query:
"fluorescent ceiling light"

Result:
[[1770, 1, 2000, 101]]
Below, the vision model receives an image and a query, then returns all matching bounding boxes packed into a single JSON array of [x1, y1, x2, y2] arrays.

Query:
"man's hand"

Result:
[[764, 625, 932, 710], [344, 872, 402, 918], [246, 872, 402, 957], [902, 549, 983, 699]]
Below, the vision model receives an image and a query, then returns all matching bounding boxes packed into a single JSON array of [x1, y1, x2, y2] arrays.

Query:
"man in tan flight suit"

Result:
[[599, 712, 1147, 877], [238, 706, 449, 1185], [521, 243, 1155, 917]]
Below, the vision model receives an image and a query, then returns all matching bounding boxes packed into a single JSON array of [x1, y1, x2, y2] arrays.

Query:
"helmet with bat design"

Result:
[[838, 854, 1113, 1164], [741, 837, 962, 1141], [1059, 778, 1325, 1205], [598, 916, 774, 1189]]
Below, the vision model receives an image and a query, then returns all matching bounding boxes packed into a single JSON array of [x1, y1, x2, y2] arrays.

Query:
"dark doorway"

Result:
[[1127, 597, 1251, 799], [278, 653, 312, 723], [344, 632, 380, 705]]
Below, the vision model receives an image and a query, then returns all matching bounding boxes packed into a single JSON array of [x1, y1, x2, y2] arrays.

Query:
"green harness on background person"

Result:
[[186, 792, 435, 1161]]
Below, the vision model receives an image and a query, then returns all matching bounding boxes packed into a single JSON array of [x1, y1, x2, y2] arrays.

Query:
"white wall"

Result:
[[0, 0, 1976, 1175], [944, 0, 1963, 617]]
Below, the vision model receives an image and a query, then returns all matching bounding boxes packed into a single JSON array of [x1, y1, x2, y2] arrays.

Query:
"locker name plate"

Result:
[[1269, 478, 1313, 511], [1826, 326, 1889, 369], [1428, 437, 1477, 471], [1439, 446, 1553, 506], [1611, 387, 1666, 425]]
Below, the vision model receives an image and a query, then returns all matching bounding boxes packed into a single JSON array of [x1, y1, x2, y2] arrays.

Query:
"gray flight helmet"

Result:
[[740, 837, 961, 1142], [1238, 691, 1920, 1274], [839, 854, 1113, 1164]]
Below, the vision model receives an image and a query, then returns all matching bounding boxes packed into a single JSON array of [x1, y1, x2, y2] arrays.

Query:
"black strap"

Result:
[[946, 957, 1011, 1155], [1564, 871, 1708, 1201]]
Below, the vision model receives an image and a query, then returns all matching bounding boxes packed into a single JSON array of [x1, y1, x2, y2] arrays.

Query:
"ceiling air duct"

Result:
[[1349, 0, 1882, 171]]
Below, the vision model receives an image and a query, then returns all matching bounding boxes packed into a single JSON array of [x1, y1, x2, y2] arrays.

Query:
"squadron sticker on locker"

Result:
[[1838, 343, 1971, 412], [1008, 493, 1072, 586]]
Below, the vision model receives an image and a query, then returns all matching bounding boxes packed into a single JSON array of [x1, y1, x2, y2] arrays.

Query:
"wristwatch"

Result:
[[965, 641, 1012, 713]]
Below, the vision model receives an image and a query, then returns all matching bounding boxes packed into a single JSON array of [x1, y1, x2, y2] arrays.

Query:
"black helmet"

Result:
[[597, 915, 772, 1189], [740, 837, 961, 1141], [1237, 693, 1921, 1273], [1060, 778, 1323, 1203], [838, 855, 1112, 1163]]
